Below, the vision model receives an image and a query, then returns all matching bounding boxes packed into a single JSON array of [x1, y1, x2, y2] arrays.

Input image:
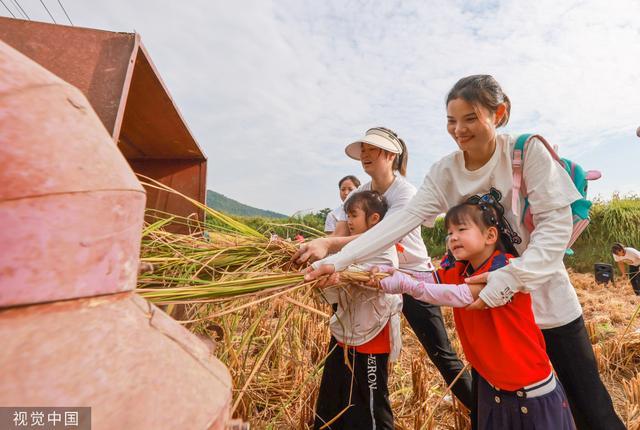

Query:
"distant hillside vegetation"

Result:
[[206, 190, 287, 218]]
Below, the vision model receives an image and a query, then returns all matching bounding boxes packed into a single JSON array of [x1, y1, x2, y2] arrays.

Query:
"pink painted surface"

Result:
[[0, 192, 145, 306], [0, 39, 232, 429], [0, 293, 232, 430], [0, 41, 142, 199], [0, 40, 145, 306]]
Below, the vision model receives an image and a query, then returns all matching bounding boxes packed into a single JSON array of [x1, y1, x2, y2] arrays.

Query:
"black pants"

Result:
[[629, 265, 640, 295], [314, 338, 394, 430], [542, 315, 624, 430], [402, 294, 474, 410]]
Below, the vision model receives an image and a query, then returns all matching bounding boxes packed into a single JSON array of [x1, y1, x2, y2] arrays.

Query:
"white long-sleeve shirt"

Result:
[[315, 134, 583, 329]]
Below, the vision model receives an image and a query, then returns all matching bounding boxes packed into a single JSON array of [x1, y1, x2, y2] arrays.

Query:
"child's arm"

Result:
[[378, 267, 474, 307]]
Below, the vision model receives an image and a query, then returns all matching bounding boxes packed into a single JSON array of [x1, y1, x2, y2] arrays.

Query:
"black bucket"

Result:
[[594, 263, 614, 284]]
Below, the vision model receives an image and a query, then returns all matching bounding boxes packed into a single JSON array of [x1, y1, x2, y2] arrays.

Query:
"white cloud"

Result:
[[4, 0, 639, 213]]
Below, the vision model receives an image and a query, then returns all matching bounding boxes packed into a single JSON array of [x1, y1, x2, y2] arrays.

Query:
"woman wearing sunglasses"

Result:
[[295, 127, 474, 412]]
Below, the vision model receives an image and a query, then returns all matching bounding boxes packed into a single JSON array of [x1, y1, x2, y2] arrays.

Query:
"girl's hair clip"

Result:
[[477, 202, 498, 226]]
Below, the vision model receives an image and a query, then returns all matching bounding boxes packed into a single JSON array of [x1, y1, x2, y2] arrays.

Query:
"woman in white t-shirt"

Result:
[[295, 127, 474, 411], [304, 76, 623, 429], [324, 175, 360, 234]]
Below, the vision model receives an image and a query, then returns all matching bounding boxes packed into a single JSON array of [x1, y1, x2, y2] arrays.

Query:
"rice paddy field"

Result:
[[136, 181, 640, 429]]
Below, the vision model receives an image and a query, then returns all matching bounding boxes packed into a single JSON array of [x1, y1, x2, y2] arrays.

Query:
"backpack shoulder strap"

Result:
[[511, 134, 532, 216], [511, 133, 562, 216], [530, 134, 562, 162]]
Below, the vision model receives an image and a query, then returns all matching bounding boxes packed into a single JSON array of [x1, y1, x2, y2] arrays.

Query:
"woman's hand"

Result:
[[292, 238, 331, 266], [466, 297, 488, 310]]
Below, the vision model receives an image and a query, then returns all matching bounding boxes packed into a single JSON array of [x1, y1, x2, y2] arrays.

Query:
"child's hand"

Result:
[[303, 264, 339, 288], [373, 266, 417, 294]]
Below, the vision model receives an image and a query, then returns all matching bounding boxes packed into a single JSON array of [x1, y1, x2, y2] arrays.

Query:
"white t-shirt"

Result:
[[324, 205, 341, 233], [318, 134, 583, 329], [335, 174, 432, 271], [613, 247, 640, 266]]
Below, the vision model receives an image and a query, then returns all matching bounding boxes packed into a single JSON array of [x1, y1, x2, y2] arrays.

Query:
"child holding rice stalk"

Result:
[[314, 190, 401, 430], [376, 201, 575, 429]]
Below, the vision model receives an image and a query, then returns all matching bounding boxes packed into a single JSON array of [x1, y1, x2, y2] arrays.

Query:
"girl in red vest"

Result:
[[377, 201, 575, 429]]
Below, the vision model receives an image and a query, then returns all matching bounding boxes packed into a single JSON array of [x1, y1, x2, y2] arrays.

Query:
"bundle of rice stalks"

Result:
[[137, 177, 384, 304], [138, 223, 388, 305], [138, 211, 300, 288]]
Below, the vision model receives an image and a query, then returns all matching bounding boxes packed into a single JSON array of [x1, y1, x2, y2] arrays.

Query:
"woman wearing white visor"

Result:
[[294, 127, 474, 412]]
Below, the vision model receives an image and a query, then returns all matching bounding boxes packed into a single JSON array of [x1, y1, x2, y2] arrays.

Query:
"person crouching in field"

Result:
[[612, 243, 640, 295], [314, 190, 401, 430], [376, 201, 575, 429]]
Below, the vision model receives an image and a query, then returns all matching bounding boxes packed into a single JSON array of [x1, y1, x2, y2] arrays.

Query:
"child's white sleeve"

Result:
[[479, 205, 572, 307]]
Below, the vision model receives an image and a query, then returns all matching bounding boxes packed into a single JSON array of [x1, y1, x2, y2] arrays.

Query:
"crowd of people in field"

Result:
[[291, 75, 630, 430]]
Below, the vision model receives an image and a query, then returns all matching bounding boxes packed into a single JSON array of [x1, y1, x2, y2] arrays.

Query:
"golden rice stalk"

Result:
[[624, 373, 640, 430], [139, 174, 265, 239], [586, 320, 598, 344]]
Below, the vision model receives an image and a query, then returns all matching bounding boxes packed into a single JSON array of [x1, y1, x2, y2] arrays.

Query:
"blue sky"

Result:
[[3, 1, 639, 214]]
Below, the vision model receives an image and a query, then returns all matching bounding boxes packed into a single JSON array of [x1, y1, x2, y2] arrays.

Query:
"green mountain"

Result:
[[206, 190, 287, 218]]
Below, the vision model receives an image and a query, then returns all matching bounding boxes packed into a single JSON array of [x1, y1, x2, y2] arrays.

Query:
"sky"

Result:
[[3, 0, 640, 215]]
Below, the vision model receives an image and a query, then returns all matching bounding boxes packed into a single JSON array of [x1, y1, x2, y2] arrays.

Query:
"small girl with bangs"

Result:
[[378, 201, 575, 429], [314, 190, 401, 430]]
